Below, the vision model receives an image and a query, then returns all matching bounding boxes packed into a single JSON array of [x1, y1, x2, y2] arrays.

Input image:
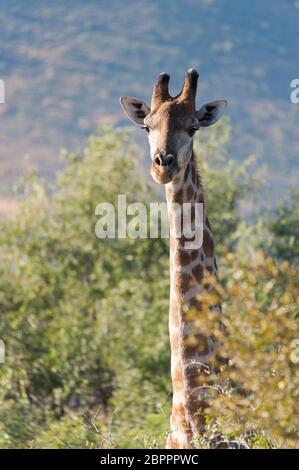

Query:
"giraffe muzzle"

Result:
[[151, 152, 178, 184]]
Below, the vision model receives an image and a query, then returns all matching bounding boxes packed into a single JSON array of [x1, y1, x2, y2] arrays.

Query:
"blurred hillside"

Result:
[[0, 0, 299, 202]]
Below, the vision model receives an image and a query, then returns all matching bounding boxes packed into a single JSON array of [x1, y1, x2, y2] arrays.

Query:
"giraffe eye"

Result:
[[142, 125, 150, 134], [188, 127, 198, 137]]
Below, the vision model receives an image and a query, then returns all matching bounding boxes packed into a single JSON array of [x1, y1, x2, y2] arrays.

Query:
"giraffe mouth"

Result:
[[151, 162, 178, 185]]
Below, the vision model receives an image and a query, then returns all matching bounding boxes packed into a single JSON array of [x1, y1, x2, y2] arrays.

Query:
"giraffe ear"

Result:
[[196, 100, 227, 127], [119, 97, 151, 126]]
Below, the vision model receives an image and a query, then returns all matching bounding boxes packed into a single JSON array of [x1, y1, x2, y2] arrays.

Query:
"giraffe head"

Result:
[[120, 69, 227, 184]]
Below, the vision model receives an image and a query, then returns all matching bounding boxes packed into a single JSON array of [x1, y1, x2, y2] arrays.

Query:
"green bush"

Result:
[[267, 191, 299, 266], [0, 124, 298, 448]]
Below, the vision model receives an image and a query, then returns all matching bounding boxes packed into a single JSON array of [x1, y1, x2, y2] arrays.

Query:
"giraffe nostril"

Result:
[[154, 155, 162, 166], [154, 153, 175, 167], [167, 155, 174, 166]]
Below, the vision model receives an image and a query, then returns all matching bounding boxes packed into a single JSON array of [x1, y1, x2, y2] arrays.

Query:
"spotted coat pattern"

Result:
[[165, 153, 222, 449]]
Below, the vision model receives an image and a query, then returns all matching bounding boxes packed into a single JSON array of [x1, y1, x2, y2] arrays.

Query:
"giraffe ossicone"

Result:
[[120, 69, 227, 449]]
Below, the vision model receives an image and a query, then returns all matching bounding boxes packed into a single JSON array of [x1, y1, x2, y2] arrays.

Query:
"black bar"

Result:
[[0, 448, 297, 466]]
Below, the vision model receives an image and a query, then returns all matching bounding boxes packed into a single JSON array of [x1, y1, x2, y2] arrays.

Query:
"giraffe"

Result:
[[120, 69, 227, 449]]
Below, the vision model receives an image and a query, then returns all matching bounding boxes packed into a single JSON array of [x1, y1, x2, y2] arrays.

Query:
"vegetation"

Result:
[[0, 123, 298, 448]]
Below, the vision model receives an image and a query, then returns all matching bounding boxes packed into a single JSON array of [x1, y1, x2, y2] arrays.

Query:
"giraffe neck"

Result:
[[166, 152, 217, 300], [165, 151, 219, 449]]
